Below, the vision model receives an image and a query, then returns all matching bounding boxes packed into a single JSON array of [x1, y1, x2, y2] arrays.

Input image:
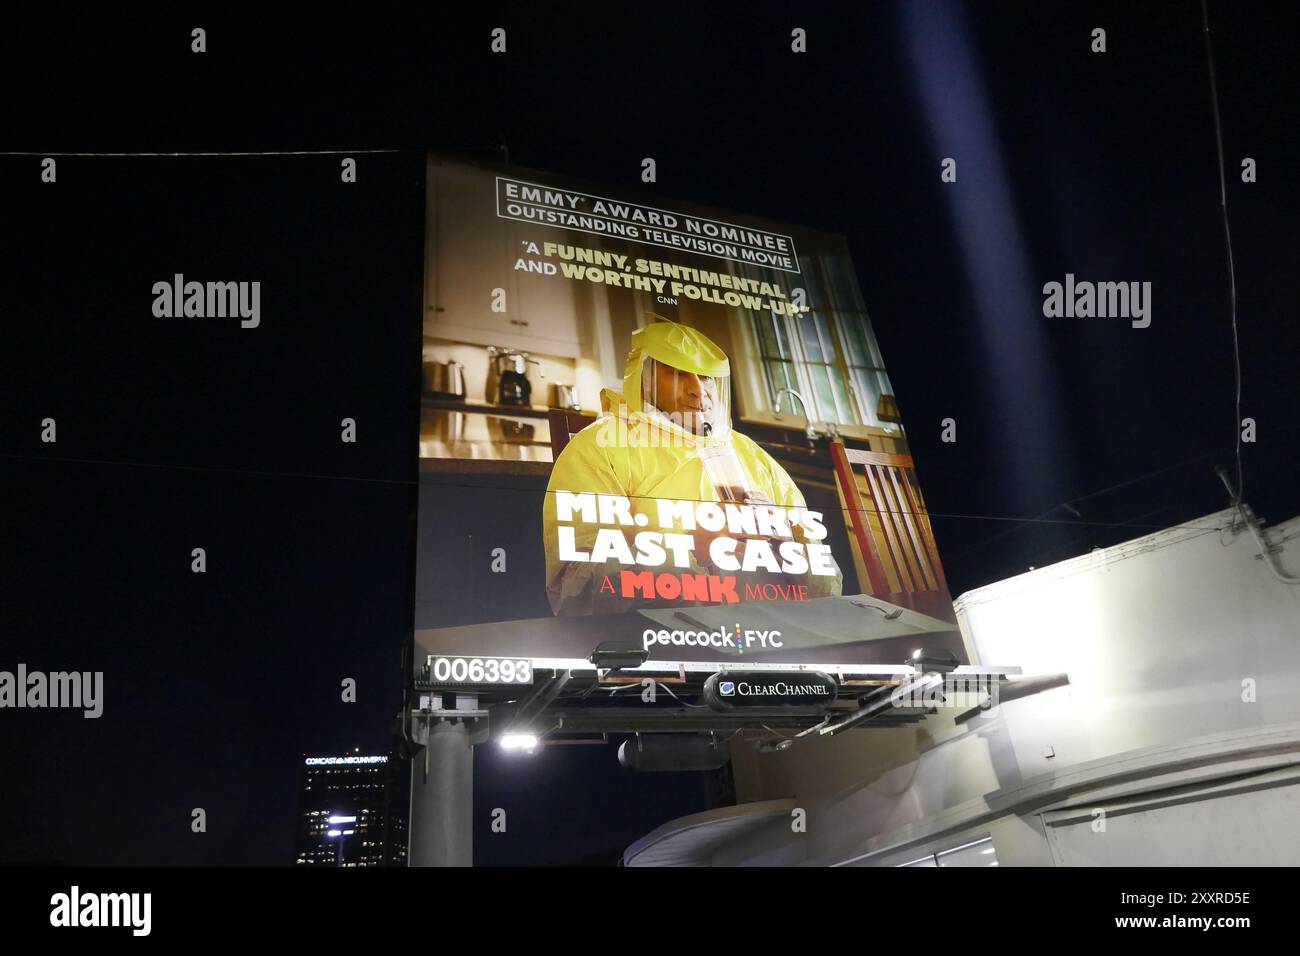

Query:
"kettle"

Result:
[[551, 383, 581, 410], [424, 360, 465, 398]]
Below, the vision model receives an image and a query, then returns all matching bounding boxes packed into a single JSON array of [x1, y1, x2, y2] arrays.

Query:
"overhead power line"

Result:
[[1200, 0, 1244, 505]]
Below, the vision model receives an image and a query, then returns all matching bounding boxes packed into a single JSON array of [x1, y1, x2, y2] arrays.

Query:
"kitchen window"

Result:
[[745, 255, 897, 432]]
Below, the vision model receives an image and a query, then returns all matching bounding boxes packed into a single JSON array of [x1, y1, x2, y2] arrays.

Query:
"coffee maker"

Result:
[[487, 347, 540, 406]]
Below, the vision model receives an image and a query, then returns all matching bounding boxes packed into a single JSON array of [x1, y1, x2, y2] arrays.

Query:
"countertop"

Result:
[[420, 457, 553, 477], [421, 395, 561, 420], [419, 398, 557, 469]]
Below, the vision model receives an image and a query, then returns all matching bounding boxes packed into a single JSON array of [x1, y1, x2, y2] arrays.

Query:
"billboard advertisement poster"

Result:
[[414, 153, 964, 672]]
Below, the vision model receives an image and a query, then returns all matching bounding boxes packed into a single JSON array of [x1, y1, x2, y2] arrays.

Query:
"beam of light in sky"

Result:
[[898, 0, 1074, 529]]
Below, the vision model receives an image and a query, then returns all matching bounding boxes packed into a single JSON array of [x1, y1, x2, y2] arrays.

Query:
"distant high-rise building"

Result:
[[296, 751, 407, 867]]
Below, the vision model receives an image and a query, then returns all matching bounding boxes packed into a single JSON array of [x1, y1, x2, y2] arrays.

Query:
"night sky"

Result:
[[1, 3, 1296, 865]]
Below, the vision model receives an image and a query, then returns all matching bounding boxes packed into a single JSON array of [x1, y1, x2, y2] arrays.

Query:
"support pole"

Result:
[[408, 698, 486, 867]]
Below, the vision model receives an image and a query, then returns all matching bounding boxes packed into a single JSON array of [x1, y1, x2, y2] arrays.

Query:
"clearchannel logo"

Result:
[[703, 670, 838, 711], [641, 624, 783, 655], [727, 680, 833, 699]]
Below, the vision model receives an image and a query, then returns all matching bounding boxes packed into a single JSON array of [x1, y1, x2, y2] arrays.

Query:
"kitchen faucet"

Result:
[[774, 387, 819, 441]]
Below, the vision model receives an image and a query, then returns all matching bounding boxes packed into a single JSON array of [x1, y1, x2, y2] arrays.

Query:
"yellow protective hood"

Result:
[[616, 321, 731, 416], [544, 319, 843, 616]]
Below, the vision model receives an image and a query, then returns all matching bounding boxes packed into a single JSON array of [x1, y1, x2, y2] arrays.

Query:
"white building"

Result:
[[624, 506, 1300, 866]]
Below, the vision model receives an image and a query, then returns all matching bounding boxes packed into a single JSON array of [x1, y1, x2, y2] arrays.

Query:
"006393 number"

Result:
[[429, 656, 531, 685]]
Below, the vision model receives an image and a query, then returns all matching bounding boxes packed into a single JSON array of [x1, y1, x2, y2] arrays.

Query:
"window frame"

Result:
[[735, 255, 898, 439]]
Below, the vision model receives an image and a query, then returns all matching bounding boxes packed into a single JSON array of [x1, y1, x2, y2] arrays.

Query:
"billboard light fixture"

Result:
[[908, 649, 961, 675], [500, 733, 540, 754], [589, 641, 650, 670]]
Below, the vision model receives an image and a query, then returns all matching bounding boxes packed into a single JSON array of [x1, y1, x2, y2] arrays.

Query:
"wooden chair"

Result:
[[830, 441, 949, 597], [547, 408, 597, 457]]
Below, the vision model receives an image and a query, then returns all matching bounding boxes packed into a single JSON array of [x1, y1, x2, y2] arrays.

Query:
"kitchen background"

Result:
[[419, 153, 909, 471]]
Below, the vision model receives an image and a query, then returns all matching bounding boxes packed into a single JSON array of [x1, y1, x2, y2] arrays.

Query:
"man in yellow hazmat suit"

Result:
[[543, 320, 842, 615]]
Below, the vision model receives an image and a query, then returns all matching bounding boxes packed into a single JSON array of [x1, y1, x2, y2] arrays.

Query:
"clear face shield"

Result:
[[641, 357, 731, 439]]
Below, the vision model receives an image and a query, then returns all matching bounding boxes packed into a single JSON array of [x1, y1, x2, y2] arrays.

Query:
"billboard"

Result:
[[414, 153, 964, 673]]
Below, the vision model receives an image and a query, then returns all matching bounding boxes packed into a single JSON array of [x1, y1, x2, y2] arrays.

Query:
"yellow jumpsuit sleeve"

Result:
[[733, 434, 843, 600], [543, 425, 634, 616]]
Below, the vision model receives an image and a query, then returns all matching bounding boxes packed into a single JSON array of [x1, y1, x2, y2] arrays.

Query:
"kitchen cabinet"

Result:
[[425, 157, 585, 357]]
